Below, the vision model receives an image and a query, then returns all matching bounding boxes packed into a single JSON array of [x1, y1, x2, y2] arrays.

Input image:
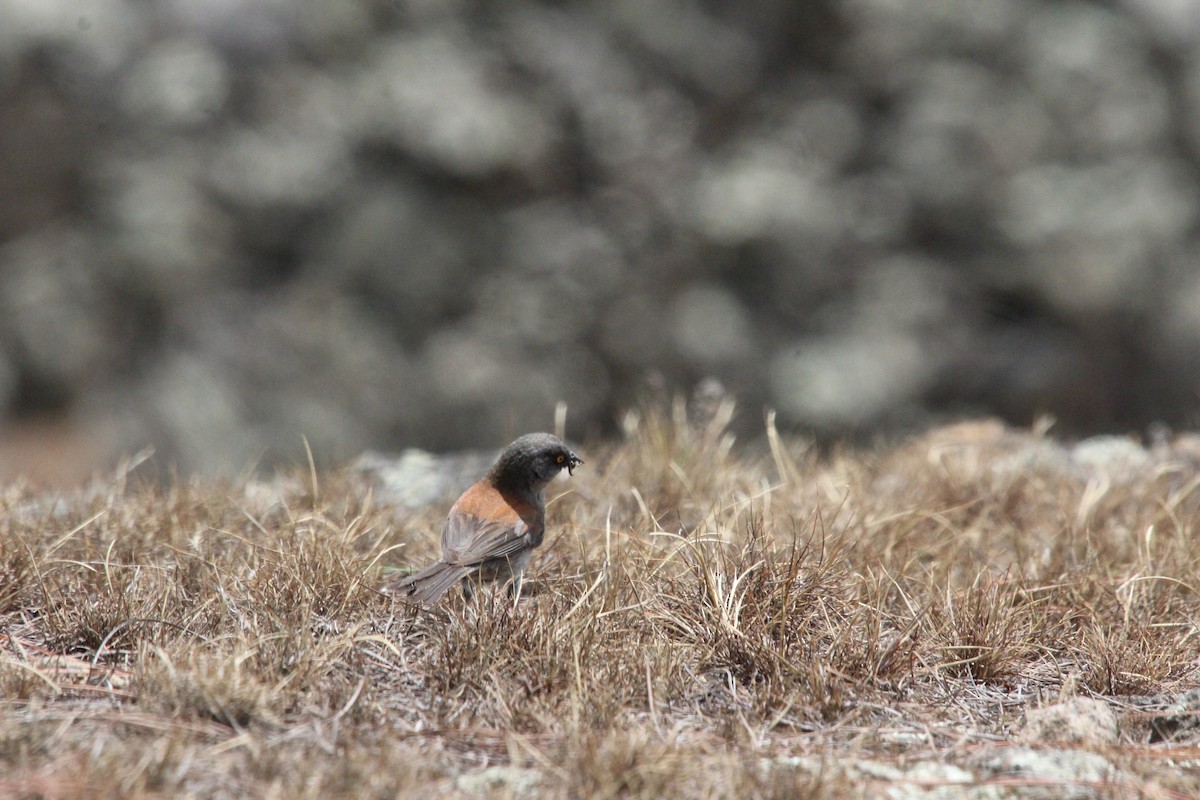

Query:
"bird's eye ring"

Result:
[[555, 454, 565, 464]]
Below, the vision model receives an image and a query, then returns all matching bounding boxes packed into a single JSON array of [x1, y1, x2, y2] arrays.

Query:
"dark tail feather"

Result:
[[388, 561, 472, 604]]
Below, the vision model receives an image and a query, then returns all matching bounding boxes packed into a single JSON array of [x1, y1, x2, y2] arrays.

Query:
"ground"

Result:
[[2, 401, 1200, 799]]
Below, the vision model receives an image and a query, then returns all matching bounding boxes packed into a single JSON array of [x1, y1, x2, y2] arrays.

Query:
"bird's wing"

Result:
[[441, 511, 534, 565], [441, 480, 544, 566]]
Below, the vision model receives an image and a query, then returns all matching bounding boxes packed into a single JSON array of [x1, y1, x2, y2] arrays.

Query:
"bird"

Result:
[[388, 432, 583, 604]]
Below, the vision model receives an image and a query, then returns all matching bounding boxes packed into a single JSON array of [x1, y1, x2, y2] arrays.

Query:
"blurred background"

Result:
[[3, 0, 1200, 481]]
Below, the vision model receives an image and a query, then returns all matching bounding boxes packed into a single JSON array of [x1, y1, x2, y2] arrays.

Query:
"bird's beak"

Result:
[[567, 452, 583, 475]]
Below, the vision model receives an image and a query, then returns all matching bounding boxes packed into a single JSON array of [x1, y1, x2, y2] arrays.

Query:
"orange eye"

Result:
[[556, 454, 565, 464]]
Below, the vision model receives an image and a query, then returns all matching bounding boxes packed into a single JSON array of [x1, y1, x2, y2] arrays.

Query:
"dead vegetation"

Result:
[[2, 402, 1200, 798]]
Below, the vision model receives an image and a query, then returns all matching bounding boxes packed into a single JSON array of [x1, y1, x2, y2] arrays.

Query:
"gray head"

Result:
[[488, 433, 583, 493]]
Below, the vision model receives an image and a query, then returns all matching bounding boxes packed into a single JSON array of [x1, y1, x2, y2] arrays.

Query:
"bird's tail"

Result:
[[388, 561, 473, 605]]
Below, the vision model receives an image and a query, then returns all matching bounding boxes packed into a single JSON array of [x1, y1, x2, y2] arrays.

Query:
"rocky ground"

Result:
[[3, 403, 1200, 797]]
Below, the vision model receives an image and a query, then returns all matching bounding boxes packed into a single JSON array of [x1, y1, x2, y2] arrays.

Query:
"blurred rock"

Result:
[[1020, 697, 1120, 746], [1148, 687, 1200, 742], [769, 331, 931, 428], [1070, 436, 1151, 482], [119, 38, 229, 129], [352, 448, 494, 511], [0, 228, 112, 402], [97, 152, 237, 298], [669, 284, 752, 365], [355, 31, 557, 178], [1, 0, 1199, 476], [1123, 0, 1200, 44], [454, 766, 541, 796], [970, 746, 1117, 800]]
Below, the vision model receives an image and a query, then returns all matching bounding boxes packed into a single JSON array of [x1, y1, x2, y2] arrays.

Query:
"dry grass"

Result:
[[3, 402, 1200, 798]]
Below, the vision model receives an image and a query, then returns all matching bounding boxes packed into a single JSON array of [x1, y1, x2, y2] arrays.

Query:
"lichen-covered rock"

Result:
[[2, 0, 1200, 474], [1020, 698, 1119, 746]]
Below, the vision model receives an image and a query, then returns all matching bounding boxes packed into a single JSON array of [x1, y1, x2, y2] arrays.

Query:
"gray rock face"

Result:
[[1149, 688, 1200, 742], [1020, 698, 1119, 746], [352, 448, 495, 512], [2, 1, 1200, 474]]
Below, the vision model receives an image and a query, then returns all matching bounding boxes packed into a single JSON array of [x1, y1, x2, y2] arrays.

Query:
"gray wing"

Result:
[[441, 510, 539, 566]]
